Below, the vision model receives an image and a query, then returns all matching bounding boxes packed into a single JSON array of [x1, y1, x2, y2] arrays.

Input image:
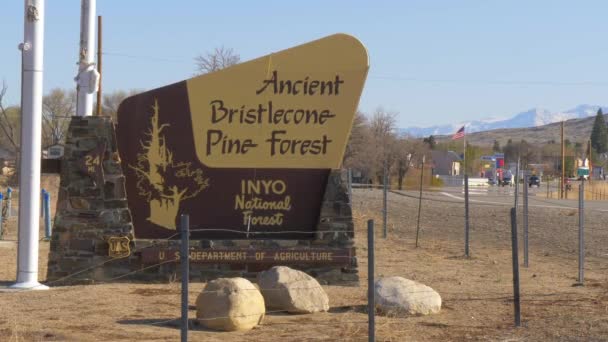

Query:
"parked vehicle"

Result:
[[501, 170, 513, 187], [528, 175, 540, 187]]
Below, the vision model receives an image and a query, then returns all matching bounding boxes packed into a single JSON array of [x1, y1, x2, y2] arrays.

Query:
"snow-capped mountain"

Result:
[[399, 104, 608, 137]]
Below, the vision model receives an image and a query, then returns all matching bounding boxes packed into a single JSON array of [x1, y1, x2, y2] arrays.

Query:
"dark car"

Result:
[[528, 175, 540, 187]]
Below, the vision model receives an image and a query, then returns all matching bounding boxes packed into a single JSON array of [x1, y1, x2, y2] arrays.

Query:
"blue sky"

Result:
[[1, 1, 608, 127]]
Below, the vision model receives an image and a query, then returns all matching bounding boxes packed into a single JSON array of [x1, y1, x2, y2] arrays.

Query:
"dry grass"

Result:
[[1, 177, 608, 340], [541, 180, 608, 201]]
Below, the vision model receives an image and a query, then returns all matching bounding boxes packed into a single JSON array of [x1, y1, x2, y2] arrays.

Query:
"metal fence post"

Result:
[[415, 162, 424, 248], [180, 214, 190, 342], [6, 187, 12, 218], [464, 174, 470, 257], [43, 191, 52, 240], [0, 193, 3, 239], [510, 207, 522, 327], [523, 176, 529, 268], [382, 160, 387, 239], [41, 189, 45, 218], [347, 168, 353, 205], [514, 162, 519, 210], [367, 219, 375, 342], [577, 181, 585, 285]]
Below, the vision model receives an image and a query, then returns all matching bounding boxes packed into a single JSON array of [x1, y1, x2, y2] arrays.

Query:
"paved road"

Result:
[[390, 185, 608, 212]]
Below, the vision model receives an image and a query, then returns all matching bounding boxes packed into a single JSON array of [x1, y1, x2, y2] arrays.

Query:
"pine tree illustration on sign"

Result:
[[130, 100, 209, 229]]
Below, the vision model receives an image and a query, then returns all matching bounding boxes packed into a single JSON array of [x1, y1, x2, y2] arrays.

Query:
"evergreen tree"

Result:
[[503, 139, 517, 164], [590, 109, 608, 154], [492, 140, 501, 152], [423, 135, 436, 149]]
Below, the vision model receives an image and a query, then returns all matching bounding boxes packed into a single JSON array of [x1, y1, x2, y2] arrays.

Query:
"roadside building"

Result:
[[430, 150, 462, 176]]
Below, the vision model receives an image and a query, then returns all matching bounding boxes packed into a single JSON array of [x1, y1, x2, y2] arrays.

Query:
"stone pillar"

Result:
[[47, 116, 133, 283], [310, 169, 358, 284]]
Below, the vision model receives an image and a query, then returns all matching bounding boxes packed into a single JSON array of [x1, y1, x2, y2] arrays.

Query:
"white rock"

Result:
[[257, 266, 329, 314], [196, 277, 265, 331], [374, 276, 441, 315]]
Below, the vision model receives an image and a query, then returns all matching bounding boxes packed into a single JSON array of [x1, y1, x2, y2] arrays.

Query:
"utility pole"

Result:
[[96, 15, 103, 116], [75, 0, 99, 117], [11, 0, 48, 290], [560, 121, 565, 199]]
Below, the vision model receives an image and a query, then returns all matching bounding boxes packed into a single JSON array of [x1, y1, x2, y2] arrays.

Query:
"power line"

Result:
[[101, 52, 608, 87], [102, 51, 189, 63], [368, 75, 608, 87]]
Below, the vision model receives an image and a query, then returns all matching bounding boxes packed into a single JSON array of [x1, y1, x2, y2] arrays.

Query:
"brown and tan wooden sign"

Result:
[[116, 34, 369, 240]]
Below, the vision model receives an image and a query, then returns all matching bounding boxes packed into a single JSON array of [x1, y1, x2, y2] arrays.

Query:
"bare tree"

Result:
[[0, 81, 20, 152], [369, 108, 398, 183], [343, 111, 368, 164], [394, 138, 428, 190], [194, 47, 240, 75], [42, 88, 75, 147], [343, 111, 378, 182], [102, 89, 141, 121], [369, 107, 397, 138]]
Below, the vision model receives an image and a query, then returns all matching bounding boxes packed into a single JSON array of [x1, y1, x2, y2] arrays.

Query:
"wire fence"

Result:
[[1, 174, 608, 340], [149, 184, 606, 341]]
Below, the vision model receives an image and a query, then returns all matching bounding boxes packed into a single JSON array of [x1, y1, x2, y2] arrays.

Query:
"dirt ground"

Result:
[[1, 177, 608, 341]]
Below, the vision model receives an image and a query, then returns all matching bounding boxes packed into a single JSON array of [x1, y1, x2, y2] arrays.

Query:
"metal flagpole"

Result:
[[75, 0, 99, 117], [463, 126, 466, 176], [11, 0, 48, 290], [95, 15, 102, 116]]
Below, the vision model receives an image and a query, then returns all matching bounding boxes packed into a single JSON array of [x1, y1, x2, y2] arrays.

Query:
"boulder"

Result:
[[196, 277, 265, 331], [374, 276, 441, 316], [257, 266, 329, 313]]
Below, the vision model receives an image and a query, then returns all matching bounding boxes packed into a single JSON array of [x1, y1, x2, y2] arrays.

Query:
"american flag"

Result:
[[451, 126, 465, 140]]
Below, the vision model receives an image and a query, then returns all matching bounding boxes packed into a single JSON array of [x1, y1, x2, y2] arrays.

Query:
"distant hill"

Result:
[[399, 104, 608, 138], [432, 113, 607, 146]]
